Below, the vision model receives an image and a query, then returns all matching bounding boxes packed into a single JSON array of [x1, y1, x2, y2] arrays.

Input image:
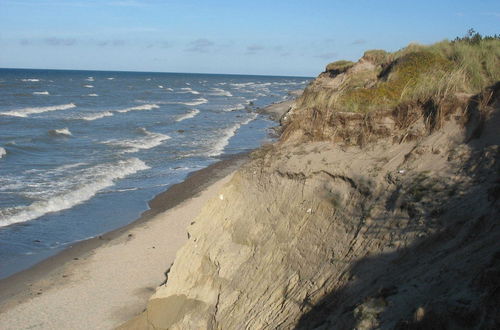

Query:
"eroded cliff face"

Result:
[[121, 63, 500, 329]]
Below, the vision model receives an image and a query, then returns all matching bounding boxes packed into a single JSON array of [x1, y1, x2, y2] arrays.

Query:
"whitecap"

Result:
[[223, 104, 245, 112], [33, 91, 50, 95], [230, 82, 254, 88], [180, 98, 208, 106], [48, 128, 72, 137], [210, 88, 232, 97], [0, 103, 76, 117], [102, 129, 170, 153], [208, 113, 257, 157], [83, 85, 94, 88], [106, 77, 115, 80], [86, 77, 94, 82], [0, 147, 6, 159], [115, 104, 159, 113], [0, 158, 149, 227], [178, 87, 200, 95], [79, 111, 113, 121], [21, 78, 40, 82], [158, 85, 164, 89], [176, 109, 200, 122], [87, 93, 99, 97]]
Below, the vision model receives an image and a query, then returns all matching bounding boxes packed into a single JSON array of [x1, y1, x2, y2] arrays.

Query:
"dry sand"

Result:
[[0, 157, 245, 330]]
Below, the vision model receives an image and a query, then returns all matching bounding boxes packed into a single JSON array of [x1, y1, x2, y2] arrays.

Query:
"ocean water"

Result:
[[0, 68, 310, 279]]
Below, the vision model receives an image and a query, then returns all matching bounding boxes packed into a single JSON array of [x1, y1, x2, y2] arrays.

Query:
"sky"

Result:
[[0, 0, 499, 77]]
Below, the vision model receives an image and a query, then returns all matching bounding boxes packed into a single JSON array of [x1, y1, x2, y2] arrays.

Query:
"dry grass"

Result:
[[325, 60, 355, 73], [298, 38, 500, 115]]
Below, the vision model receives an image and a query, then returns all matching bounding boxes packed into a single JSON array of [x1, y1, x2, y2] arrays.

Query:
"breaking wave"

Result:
[[210, 88, 232, 97], [79, 111, 114, 121], [208, 113, 257, 157], [33, 91, 50, 95], [176, 109, 200, 122], [102, 128, 170, 153], [116, 104, 159, 113], [0, 147, 6, 159], [48, 128, 72, 137], [179, 98, 208, 106], [0, 158, 150, 227], [0, 103, 76, 118]]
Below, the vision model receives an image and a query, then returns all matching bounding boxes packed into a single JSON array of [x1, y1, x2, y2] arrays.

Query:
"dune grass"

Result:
[[300, 32, 500, 114]]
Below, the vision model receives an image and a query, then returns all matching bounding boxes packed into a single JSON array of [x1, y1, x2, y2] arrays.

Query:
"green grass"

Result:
[[325, 60, 355, 73], [298, 37, 500, 114]]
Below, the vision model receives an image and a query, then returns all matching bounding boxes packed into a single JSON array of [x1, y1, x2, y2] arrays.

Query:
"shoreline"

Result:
[[0, 153, 248, 307], [0, 94, 300, 328]]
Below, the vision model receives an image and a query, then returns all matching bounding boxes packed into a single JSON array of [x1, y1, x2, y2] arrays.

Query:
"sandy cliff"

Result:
[[122, 41, 500, 329]]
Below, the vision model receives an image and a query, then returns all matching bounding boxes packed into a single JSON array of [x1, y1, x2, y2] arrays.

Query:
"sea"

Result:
[[0, 68, 310, 279]]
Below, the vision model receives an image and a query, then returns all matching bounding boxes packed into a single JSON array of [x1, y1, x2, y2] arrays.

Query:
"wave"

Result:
[[87, 93, 99, 97], [76, 104, 159, 121], [102, 128, 170, 153], [116, 104, 159, 113], [180, 98, 208, 106], [21, 78, 40, 82], [0, 147, 6, 159], [165, 87, 174, 91], [208, 113, 257, 157], [223, 104, 245, 112], [0, 103, 76, 118], [86, 77, 94, 82], [230, 82, 254, 88], [33, 91, 50, 95], [83, 85, 94, 88], [176, 109, 200, 122], [179, 87, 200, 95], [106, 77, 115, 80], [158, 85, 164, 89], [0, 158, 149, 227], [48, 128, 72, 136], [210, 88, 232, 97], [79, 111, 113, 121]]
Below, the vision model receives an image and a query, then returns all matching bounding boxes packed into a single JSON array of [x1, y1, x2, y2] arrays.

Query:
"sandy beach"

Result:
[[0, 155, 247, 330]]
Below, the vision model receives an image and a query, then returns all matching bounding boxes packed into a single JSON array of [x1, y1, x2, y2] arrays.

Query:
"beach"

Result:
[[0, 155, 247, 329]]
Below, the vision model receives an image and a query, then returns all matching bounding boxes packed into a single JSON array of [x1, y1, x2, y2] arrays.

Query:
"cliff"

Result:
[[121, 38, 500, 329]]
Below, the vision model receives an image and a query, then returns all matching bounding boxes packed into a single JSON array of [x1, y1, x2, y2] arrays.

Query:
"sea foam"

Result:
[[176, 109, 200, 122], [0, 103, 76, 118], [33, 91, 50, 95], [102, 129, 170, 153], [180, 98, 208, 106], [116, 104, 159, 113], [48, 128, 72, 137], [0, 147, 6, 159], [208, 113, 257, 157], [21, 78, 40, 82], [210, 88, 232, 97], [80, 111, 114, 121], [179, 87, 200, 95], [0, 158, 149, 227]]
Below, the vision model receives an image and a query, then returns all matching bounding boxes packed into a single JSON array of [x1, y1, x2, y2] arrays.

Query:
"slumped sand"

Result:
[[0, 158, 243, 330]]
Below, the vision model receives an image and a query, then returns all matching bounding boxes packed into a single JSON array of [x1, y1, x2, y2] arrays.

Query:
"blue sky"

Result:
[[0, 0, 499, 76]]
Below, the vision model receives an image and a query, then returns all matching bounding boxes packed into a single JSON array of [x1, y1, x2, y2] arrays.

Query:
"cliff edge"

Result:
[[121, 38, 500, 329]]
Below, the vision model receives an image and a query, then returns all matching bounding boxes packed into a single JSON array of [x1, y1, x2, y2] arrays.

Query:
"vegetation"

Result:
[[325, 60, 355, 73], [299, 30, 500, 114]]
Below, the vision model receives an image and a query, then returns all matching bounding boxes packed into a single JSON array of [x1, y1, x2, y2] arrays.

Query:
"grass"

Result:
[[296, 36, 500, 115], [325, 60, 355, 73]]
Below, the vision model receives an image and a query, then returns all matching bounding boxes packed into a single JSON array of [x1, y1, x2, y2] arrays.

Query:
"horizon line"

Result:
[[0, 66, 314, 79]]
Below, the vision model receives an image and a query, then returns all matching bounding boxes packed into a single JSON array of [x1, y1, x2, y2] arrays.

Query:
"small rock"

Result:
[[219, 194, 224, 200], [306, 208, 312, 213]]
